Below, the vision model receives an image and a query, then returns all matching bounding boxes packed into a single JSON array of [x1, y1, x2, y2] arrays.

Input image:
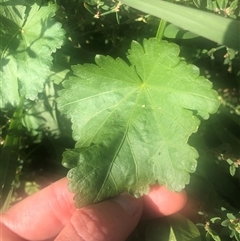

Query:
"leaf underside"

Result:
[[0, 0, 65, 108], [57, 38, 220, 208]]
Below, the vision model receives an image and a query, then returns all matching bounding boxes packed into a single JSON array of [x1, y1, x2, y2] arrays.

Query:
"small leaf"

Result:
[[206, 0, 214, 11], [229, 0, 238, 12], [58, 38, 220, 207], [227, 213, 236, 220], [221, 219, 230, 226], [229, 164, 236, 176], [209, 232, 221, 241], [226, 158, 234, 165], [206, 225, 221, 241], [210, 217, 221, 223], [229, 223, 237, 231], [217, 0, 227, 9], [168, 214, 202, 241], [144, 215, 201, 241]]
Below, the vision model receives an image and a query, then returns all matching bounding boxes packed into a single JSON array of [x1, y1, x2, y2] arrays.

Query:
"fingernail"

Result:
[[113, 194, 141, 216]]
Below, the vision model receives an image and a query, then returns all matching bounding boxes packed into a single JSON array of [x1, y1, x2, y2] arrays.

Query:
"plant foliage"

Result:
[[1, 0, 239, 240], [122, 0, 240, 51], [58, 38, 220, 207], [151, 214, 201, 241], [0, 0, 65, 108]]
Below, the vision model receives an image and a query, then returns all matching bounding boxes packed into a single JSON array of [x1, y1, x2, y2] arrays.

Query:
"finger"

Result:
[[0, 225, 26, 241], [0, 179, 186, 241], [142, 185, 187, 219], [0, 178, 76, 240], [55, 194, 143, 241]]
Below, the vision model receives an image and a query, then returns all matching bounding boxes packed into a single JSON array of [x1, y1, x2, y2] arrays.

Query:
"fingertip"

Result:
[[142, 185, 187, 219], [113, 194, 143, 216], [55, 194, 143, 241]]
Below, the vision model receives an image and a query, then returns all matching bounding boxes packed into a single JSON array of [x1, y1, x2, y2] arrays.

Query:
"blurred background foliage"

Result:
[[0, 0, 239, 239]]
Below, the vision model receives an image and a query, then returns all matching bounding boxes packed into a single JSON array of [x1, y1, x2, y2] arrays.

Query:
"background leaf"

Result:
[[127, 214, 201, 241], [121, 0, 240, 51], [22, 80, 60, 141], [167, 214, 202, 241], [164, 24, 199, 39], [57, 38, 220, 208], [0, 0, 65, 108]]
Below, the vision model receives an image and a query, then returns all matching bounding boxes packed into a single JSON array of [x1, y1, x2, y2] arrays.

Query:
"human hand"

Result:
[[0, 178, 186, 241]]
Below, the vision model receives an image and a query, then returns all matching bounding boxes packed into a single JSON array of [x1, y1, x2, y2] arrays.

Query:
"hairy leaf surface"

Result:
[[0, 0, 65, 108], [57, 38, 220, 208]]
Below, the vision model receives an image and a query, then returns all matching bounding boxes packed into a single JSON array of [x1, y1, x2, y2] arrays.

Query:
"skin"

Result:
[[0, 178, 187, 241]]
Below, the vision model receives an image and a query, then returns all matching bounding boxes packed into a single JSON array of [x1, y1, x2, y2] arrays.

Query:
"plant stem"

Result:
[[156, 19, 167, 41], [0, 100, 23, 211]]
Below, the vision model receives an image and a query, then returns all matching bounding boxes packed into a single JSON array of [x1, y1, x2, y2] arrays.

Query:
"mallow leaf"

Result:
[[57, 38, 220, 208], [0, 0, 65, 108]]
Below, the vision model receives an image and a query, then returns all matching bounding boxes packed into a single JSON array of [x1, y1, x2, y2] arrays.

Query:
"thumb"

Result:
[[55, 194, 143, 241]]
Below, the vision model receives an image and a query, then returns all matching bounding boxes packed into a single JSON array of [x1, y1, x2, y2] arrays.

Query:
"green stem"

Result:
[[0, 100, 23, 211], [156, 19, 167, 41], [207, 45, 226, 56]]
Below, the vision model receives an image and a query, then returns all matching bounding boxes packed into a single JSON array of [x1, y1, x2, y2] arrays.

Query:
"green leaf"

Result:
[[144, 214, 201, 241], [0, 0, 65, 108], [121, 0, 240, 51], [164, 24, 199, 39], [227, 213, 236, 220], [229, 164, 236, 176], [57, 38, 220, 207], [221, 219, 230, 227], [226, 158, 234, 165], [22, 81, 60, 141], [216, 0, 227, 10], [208, 231, 221, 241], [168, 214, 202, 241], [229, 0, 238, 12], [0, 104, 23, 208], [210, 217, 221, 223]]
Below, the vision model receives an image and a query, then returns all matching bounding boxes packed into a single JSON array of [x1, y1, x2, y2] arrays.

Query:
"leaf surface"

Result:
[[144, 214, 201, 241], [57, 38, 220, 207], [0, 0, 65, 108], [167, 214, 202, 241], [164, 24, 198, 39]]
